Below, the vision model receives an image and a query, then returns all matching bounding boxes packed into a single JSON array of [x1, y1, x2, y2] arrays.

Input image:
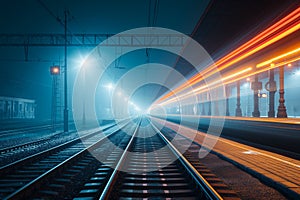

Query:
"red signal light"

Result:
[[50, 66, 60, 75]]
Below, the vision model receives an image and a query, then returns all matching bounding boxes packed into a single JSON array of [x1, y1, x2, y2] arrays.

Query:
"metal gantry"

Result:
[[0, 33, 188, 47], [0, 33, 188, 62]]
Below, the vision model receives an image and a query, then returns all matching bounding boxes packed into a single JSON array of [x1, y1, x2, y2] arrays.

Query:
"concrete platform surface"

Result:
[[153, 118, 300, 199]]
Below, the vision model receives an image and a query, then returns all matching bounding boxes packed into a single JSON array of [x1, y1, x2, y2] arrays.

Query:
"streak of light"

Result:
[[157, 6, 300, 104], [159, 67, 252, 106], [159, 55, 300, 106], [105, 83, 115, 91], [163, 22, 300, 103], [220, 67, 253, 82], [256, 47, 300, 68], [193, 67, 253, 92], [269, 56, 300, 69]]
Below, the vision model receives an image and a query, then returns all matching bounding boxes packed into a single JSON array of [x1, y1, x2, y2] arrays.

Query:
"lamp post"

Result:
[[201, 93, 205, 115], [82, 66, 86, 126], [246, 78, 251, 117], [207, 93, 211, 116], [265, 69, 276, 117], [63, 9, 69, 132], [258, 92, 268, 116], [277, 65, 288, 118], [251, 74, 262, 117], [235, 80, 242, 116], [214, 89, 219, 116], [226, 85, 230, 116], [105, 83, 114, 119]]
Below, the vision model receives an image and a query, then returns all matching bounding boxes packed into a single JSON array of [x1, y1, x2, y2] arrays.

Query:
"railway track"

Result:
[[0, 123, 58, 137], [156, 123, 240, 200], [0, 117, 240, 199], [0, 121, 130, 199], [0, 123, 116, 167], [100, 118, 239, 200], [0, 131, 66, 164], [0, 121, 77, 143]]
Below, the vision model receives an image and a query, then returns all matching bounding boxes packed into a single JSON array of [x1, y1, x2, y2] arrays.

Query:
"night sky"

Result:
[[0, 0, 299, 120]]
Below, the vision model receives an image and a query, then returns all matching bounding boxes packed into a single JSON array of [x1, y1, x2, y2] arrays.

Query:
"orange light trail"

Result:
[[192, 67, 253, 93], [159, 67, 252, 106], [256, 47, 300, 68], [159, 50, 300, 106], [157, 6, 300, 104], [197, 22, 300, 80]]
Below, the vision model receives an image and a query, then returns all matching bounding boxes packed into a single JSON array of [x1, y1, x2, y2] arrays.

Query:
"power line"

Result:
[[36, 0, 85, 46], [36, 0, 64, 27], [152, 0, 159, 26]]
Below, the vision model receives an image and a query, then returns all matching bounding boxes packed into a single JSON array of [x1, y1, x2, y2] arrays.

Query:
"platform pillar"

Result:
[[266, 69, 277, 117], [214, 90, 219, 116], [251, 75, 262, 117], [201, 94, 206, 115], [182, 105, 186, 115], [207, 93, 211, 116], [189, 104, 193, 115], [226, 85, 230, 116], [277, 66, 288, 118], [235, 80, 242, 116]]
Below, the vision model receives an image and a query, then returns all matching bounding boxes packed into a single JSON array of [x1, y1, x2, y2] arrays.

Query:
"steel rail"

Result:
[[3, 121, 130, 200], [99, 119, 141, 200], [150, 121, 223, 200]]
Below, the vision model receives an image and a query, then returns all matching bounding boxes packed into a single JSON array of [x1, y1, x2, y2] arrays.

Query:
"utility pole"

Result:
[[64, 9, 69, 132], [50, 66, 61, 132]]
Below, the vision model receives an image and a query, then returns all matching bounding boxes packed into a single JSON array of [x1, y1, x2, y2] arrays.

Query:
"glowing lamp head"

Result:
[[106, 83, 114, 91], [261, 93, 267, 98], [50, 66, 60, 75], [258, 93, 267, 98]]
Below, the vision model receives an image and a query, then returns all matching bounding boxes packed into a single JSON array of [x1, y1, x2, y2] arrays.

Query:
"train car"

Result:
[[0, 96, 36, 120]]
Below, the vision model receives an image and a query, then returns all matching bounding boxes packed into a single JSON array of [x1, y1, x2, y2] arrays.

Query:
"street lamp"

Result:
[[82, 66, 86, 126], [258, 92, 268, 117], [103, 83, 115, 119], [277, 65, 288, 118], [105, 83, 115, 91], [258, 93, 267, 98], [294, 69, 300, 76], [78, 55, 90, 127]]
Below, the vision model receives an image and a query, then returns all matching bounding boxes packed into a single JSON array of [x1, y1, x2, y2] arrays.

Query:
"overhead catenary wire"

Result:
[[146, 0, 160, 62], [36, 0, 88, 46]]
